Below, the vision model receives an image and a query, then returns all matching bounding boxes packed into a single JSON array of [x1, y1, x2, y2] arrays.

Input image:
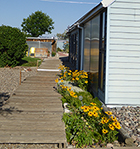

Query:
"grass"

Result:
[[19, 56, 42, 67]]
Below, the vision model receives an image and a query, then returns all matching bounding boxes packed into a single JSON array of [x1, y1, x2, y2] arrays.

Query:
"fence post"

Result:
[[36, 60, 41, 72]]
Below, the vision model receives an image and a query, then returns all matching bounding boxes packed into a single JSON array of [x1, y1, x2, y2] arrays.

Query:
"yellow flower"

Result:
[[102, 129, 108, 134], [76, 77, 79, 81], [88, 111, 93, 117], [101, 117, 109, 123], [68, 73, 71, 75], [72, 78, 75, 81], [111, 116, 117, 122], [83, 106, 89, 112], [85, 81, 88, 84], [101, 120, 105, 124], [67, 88, 70, 91], [81, 106, 85, 110], [74, 95, 78, 98], [109, 124, 115, 130], [105, 111, 112, 115], [64, 74, 66, 77], [61, 80, 64, 82], [92, 111, 98, 117], [112, 122, 121, 129], [90, 102, 96, 106], [55, 78, 58, 83], [92, 106, 100, 111]]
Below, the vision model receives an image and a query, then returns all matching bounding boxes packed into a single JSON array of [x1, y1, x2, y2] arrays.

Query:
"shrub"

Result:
[[52, 51, 56, 57], [0, 25, 28, 67]]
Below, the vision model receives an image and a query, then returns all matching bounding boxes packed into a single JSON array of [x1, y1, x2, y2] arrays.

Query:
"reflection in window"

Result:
[[84, 21, 90, 72], [90, 16, 100, 92]]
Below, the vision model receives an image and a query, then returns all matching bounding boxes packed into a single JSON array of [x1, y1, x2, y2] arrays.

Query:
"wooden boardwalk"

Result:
[[0, 58, 66, 147]]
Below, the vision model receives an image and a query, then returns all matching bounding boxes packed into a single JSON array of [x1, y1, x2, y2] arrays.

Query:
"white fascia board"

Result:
[[79, 4, 103, 25], [105, 6, 110, 104], [101, 0, 115, 7]]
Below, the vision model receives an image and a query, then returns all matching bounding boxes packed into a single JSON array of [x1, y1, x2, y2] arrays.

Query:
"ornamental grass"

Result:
[[55, 64, 121, 148]]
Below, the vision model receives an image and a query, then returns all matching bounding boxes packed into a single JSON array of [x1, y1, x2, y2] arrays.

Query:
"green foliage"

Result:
[[63, 41, 69, 53], [55, 64, 121, 147], [56, 30, 68, 40], [57, 47, 63, 52], [21, 11, 54, 37], [0, 25, 28, 67], [20, 56, 42, 67], [52, 51, 56, 57]]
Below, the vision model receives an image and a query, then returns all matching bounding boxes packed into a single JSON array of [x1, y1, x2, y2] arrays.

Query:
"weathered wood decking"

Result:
[[0, 58, 66, 147]]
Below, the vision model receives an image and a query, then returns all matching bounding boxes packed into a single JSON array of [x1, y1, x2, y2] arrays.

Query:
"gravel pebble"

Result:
[[109, 106, 140, 147]]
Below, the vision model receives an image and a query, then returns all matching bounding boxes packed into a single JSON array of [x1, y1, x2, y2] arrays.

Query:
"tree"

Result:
[[56, 30, 68, 40], [21, 11, 54, 37], [0, 25, 28, 67]]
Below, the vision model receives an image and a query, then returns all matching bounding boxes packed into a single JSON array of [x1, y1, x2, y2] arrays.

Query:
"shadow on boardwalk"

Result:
[[59, 56, 75, 70], [0, 92, 23, 117]]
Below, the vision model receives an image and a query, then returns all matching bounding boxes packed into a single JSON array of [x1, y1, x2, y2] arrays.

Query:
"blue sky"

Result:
[[0, 0, 101, 37]]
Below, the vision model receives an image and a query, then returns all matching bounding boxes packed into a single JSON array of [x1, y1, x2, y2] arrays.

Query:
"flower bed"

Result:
[[55, 65, 121, 148]]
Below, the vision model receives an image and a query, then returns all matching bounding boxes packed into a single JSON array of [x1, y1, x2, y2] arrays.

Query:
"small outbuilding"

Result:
[[67, 0, 140, 106]]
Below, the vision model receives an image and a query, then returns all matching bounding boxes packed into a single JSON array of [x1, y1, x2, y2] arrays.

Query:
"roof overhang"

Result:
[[101, 0, 115, 7], [67, 0, 115, 33]]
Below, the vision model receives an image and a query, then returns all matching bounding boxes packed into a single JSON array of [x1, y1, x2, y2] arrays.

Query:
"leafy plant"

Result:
[[0, 25, 28, 67], [55, 64, 121, 147], [52, 51, 56, 57]]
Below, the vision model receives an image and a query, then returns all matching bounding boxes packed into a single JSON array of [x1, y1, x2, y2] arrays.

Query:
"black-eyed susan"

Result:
[[102, 129, 108, 134], [88, 111, 93, 117], [101, 119, 105, 124], [105, 111, 112, 115], [83, 106, 89, 112], [109, 124, 115, 130], [112, 122, 121, 129], [111, 116, 117, 122], [81, 106, 85, 110], [90, 102, 96, 106], [92, 111, 98, 118]]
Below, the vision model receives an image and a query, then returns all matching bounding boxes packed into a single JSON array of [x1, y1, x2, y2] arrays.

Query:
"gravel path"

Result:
[[0, 66, 37, 96]]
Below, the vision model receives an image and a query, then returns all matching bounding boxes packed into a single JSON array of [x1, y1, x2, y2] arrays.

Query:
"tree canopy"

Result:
[[56, 30, 68, 40], [21, 11, 54, 37], [0, 25, 28, 67]]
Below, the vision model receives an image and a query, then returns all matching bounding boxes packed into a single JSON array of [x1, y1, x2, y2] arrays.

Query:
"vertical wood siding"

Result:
[[107, 0, 140, 105]]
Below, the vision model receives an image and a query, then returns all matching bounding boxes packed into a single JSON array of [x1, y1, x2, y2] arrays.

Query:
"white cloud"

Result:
[[41, 0, 98, 4]]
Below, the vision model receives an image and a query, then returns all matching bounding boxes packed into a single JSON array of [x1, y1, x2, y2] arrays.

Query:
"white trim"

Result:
[[80, 27, 84, 70], [105, 7, 110, 104], [101, 0, 115, 7], [79, 4, 103, 25], [37, 69, 60, 71]]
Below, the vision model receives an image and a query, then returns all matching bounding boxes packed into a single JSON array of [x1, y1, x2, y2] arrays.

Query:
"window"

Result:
[[84, 21, 90, 72]]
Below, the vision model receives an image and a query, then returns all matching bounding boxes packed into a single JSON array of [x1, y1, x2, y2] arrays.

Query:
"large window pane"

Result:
[[90, 16, 100, 92], [84, 21, 90, 72]]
